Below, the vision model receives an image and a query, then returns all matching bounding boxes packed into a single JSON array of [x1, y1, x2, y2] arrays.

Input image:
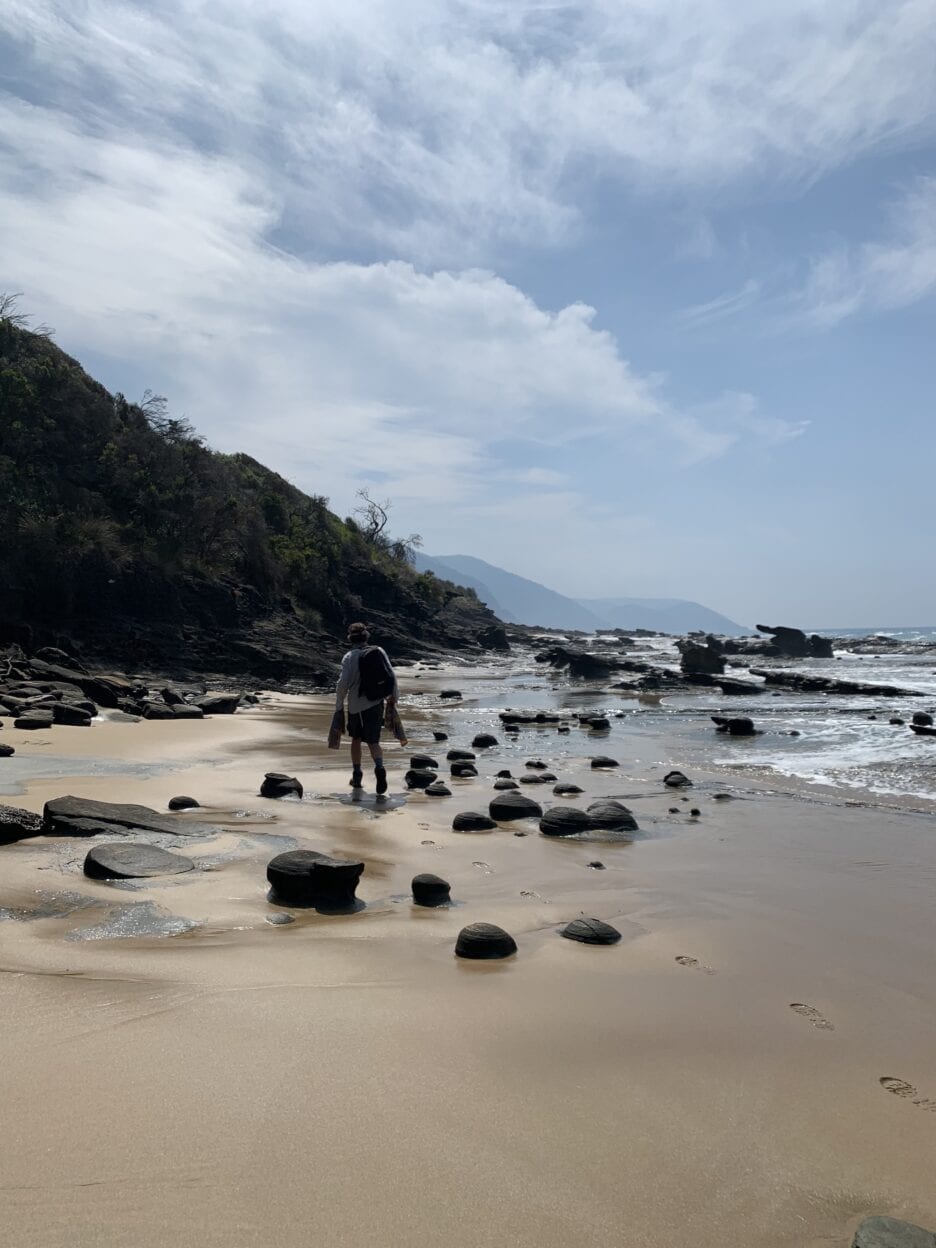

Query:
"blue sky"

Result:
[[1, 1, 935, 625]]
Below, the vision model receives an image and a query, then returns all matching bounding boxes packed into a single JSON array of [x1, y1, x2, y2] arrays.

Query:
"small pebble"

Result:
[[513, 830, 528, 837], [587, 861, 605, 870]]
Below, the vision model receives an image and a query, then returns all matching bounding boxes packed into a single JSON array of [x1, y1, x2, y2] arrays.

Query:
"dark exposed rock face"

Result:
[[534, 647, 617, 679], [260, 773, 303, 799], [489, 792, 544, 821], [749, 668, 917, 698], [83, 843, 195, 879], [42, 796, 213, 838], [755, 624, 834, 658], [267, 850, 364, 909], [711, 716, 757, 736], [452, 811, 497, 832], [412, 873, 451, 906], [0, 804, 43, 843], [561, 917, 622, 945], [455, 922, 517, 959], [678, 642, 726, 675]]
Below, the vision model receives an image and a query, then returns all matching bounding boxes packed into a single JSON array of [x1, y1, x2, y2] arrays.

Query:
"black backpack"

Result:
[[357, 646, 395, 701]]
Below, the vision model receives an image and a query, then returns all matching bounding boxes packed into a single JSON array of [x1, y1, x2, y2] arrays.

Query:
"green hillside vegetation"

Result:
[[0, 306, 505, 674]]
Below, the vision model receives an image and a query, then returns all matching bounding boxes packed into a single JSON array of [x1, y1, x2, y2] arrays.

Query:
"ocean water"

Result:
[[415, 629, 936, 806]]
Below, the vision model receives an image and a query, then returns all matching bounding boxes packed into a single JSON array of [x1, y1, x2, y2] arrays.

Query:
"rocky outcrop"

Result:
[[852, 1217, 935, 1248], [534, 647, 618, 679], [678, 641, 726, 675], [0, 804, 43, 843], [755, 624, 834, 658], [42, 795, 213, 838], [749, 668, 919, 698]]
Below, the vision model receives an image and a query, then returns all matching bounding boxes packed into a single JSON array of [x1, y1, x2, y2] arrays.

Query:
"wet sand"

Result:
[[1, 672, 935, 1247]]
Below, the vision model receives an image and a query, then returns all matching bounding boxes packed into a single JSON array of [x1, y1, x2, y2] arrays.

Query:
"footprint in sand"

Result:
[[675, 955, 716, 975], [789, 1002, 835, 1031], [472, 861, 493, 874], [880, 1076, 936, 1111]]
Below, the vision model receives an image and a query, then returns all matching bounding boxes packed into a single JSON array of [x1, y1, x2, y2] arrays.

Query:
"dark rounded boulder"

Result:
[[51, 702, 93, 726], [168, 795, 200, 811], [446, 749, 476, 761], [450, 762, 478, 778], [519, 774, 548, 785], [912, 712, 933, 727], [540, 807, 591, 837], [142, 702, 175, 720], [455, 922, 517, 959], [493, 778, 518, 790], [553, 782, 583, 796], [432, 731, 449, 741], [172, 705, 205, 720], [496, 769, 512, 778], [561, 917, 622, 946], [586, 800, 638, 832], [412, 873, 451, 906], [712, 715, 757, 736], [587, 718, 611, 731], [267, 850, 364, 910], [558, 725, 571, 734], [84, 842, 195, 880], [489, 792, 543, 821], [472, 734, 498, 748], [439, 690, 462, 700], [425, 781, 452, 797], [405, 768, 438, 789], [410, 754, 439, 770], [590, 756, 619, 769], [0, 744, 14, 758], [196, 693, 241, 715], [525, 759, 548, 770], [452, 811, 497, 832], [664, 770, 692, 787], [260, 772, 304, 799]]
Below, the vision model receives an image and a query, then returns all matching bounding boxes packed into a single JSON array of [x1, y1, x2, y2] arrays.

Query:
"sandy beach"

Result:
[[1, 665, 935, 1248]]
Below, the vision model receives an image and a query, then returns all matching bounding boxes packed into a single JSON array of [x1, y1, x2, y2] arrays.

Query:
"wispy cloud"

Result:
[[791, 176, 936, 329], [677, 280, 762, 326], [2, 1, 934, 263]]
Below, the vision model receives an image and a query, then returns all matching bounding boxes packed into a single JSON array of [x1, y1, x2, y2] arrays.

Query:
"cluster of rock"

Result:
[[0, 644, 250, 743]]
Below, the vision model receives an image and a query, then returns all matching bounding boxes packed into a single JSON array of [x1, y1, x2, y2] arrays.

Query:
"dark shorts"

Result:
[[348, 702, 383, 745]]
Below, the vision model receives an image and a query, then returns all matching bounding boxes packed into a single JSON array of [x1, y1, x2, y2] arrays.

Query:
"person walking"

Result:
[[334, 622, 399, 795]]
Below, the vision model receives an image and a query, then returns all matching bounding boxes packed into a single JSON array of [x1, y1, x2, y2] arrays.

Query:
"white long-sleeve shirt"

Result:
[[335, 645, 399, 714]]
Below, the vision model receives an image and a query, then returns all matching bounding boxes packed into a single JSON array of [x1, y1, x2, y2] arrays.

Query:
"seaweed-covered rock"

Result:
[[260, 773, 303, 799], [83, 842, 195, 880], [452, 811, 497, 832], [455, 922, 517, 959], [561, 917, 622, 945], [412, 873, 451, 906], [489, 792, 543, 821], [267, 850, 364, 909]]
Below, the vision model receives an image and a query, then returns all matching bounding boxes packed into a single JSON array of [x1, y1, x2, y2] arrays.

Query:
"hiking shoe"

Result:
[[375, 766, 388, 796], [350, 769, 363, 789]]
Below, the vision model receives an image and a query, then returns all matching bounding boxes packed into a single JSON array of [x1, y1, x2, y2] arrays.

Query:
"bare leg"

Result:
[[351, 739, 363, 767]]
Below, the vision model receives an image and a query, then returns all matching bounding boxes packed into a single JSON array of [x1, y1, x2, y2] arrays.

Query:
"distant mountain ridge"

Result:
[[414, 553, 749, 636]]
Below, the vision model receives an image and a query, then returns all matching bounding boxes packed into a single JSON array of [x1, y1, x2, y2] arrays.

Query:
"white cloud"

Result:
[[792, 177, 936, 328], [2, 1, 934, 262]]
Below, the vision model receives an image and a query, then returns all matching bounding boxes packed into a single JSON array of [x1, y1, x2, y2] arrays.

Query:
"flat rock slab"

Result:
[[84, 843, 195, 880], [853, 1218, 936, 1248], [0, 803, 43, 844], [43, 795, 215, 839], [489, 792, 544, 821], [267, 850, 364, 910], [455, 922, 517, 959], [452, 812, 497, 832], [561, 917, 622, 945]]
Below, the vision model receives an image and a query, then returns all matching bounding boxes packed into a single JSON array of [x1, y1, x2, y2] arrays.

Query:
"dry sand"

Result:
[[1, 676, 935, 1248]]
